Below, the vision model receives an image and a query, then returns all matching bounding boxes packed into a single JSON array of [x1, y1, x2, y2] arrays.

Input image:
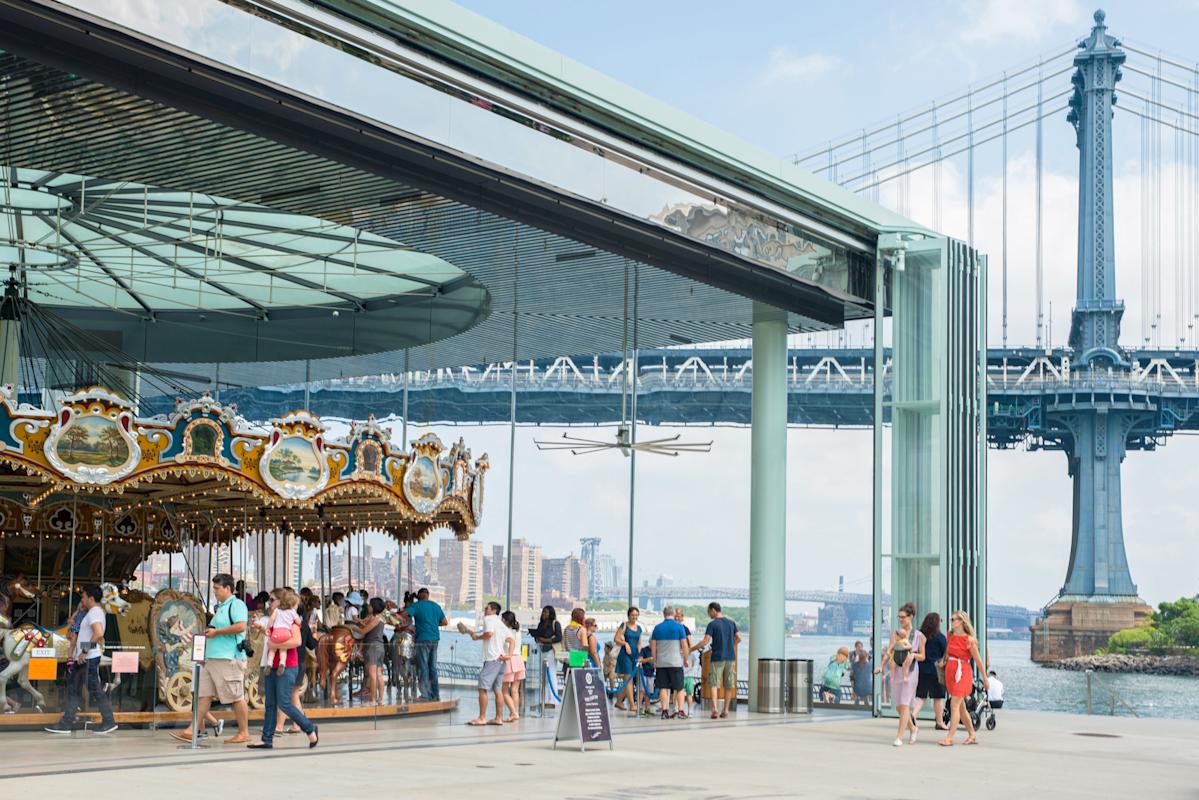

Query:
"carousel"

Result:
[[0, 386, 486, 724], [0, 166, 493, 727]]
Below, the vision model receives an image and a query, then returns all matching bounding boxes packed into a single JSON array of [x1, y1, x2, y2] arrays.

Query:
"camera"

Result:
[[236, 639, 254, 658]]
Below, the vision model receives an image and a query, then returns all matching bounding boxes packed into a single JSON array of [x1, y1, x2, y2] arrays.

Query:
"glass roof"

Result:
[[0, 167, 467, 315]]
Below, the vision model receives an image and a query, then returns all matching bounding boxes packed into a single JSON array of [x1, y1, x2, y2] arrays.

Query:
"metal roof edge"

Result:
[[311, 0, 931, 240]]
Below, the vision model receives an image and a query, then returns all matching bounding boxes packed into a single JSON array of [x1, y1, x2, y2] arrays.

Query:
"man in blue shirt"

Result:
[[650, 605, 690, 719], [169, 573, 250, 743], [694, 602, 741, 719], [408, 587, 447, 701]]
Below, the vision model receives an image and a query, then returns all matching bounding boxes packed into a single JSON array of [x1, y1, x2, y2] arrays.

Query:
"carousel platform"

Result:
[[0, 698, 456, 729]]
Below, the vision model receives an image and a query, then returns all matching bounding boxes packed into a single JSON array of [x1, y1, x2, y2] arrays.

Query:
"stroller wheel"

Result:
[[985, 715, 996, 731]]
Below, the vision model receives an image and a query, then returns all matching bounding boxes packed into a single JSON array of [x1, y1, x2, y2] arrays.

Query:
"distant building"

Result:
[[484, 544, 505, 597], [542, 554, 589, 607], [508, 538, 542, 609], [438, 537, 485, 612]]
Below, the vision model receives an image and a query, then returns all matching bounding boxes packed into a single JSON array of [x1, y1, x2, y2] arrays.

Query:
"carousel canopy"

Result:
[[0, 167, 490, 366], [0, 386, 487, 562]]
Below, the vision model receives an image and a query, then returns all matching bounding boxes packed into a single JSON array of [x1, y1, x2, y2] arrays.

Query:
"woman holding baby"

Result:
[[875, 601, 924, 747]]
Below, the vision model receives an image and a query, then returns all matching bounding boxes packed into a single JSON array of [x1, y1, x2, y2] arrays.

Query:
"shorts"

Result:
[[503, 668, 526, 683], [198, 658, 246, 704], [478, 659, 505, 692], [706, 659, 736, 690], [684, 677, 696, 696], [655, 667, 684, 693], [916, 671, 946, 699], [363, 644, 385, 668]]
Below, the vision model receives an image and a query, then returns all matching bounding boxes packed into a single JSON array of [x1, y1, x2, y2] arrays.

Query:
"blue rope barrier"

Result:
[[604, 667, 640, 697], [545, 664, 562, 703]]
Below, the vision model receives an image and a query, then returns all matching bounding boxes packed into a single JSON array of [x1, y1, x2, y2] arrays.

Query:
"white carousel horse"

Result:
[[0, 582, 130, 711]]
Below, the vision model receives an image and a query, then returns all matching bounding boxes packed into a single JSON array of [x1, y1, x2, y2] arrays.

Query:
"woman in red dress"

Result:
[[939, 610, 988, 746]]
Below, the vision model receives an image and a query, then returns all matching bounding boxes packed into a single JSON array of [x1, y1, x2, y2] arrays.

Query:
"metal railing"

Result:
[[1085, 669, 1138, 716]]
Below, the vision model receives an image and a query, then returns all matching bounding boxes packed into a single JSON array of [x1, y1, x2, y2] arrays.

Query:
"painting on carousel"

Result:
[[403, 455, 442, 514], [150, 589, 205, 711], [43, 391, 141, 485], [259, 430, 329, 501]]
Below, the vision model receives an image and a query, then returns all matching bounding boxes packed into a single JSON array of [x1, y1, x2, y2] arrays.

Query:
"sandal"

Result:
[[938, 739, 954, 747], [964, 736, 978, 746], [466, 719, 487, 726]]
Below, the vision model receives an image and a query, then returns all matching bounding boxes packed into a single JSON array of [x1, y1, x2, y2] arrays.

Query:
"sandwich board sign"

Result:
[[553, 666, 612, 751]]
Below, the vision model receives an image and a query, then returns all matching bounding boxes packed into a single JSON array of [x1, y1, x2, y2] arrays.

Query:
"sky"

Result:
[[409, 0, 1199, 610]]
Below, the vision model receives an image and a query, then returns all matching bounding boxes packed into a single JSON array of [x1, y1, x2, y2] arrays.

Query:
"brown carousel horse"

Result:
[[0, 576, 38, 627], [315, 623, 356, 704], [315, 606, 408, 704]]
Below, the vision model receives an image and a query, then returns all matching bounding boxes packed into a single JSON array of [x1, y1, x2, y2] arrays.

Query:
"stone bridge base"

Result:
[[1030, 598, 1153, 662]]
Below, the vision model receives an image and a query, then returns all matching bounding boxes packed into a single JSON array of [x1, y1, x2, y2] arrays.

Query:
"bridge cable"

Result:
[[1035, 60, 1044, 349], [1002, 71, 1009, 349]]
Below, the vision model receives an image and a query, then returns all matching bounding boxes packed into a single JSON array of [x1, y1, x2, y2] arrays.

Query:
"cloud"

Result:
[[759, 48, 840, 85], [957, 0, 1087, 45]]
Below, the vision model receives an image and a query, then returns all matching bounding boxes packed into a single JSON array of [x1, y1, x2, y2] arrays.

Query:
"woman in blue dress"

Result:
[[612, 607, 642, 714]]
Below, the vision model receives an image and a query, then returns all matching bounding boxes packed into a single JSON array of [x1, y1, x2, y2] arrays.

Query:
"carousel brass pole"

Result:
[[99, 515, 105, 585], [402, 350, 410, 595], [36, 529, 43, 622], [68, 494, 78, 613], [140, 518, 146, 590], [206, 524, 214, 610]]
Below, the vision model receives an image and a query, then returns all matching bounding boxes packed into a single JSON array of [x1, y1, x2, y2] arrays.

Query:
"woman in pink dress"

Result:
[[875, 601, 925, 747], [500, 611, 525, 723]]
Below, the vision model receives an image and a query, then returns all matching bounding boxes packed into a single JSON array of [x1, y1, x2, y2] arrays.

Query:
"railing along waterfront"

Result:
[[1085, 669, 1139, 717]]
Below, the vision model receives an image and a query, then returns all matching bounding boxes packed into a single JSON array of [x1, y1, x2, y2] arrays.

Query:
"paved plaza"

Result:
[[1, 706, 1193, 798]]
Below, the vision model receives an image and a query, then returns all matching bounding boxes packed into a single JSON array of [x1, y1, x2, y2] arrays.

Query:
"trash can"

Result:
[[785, 659, 813, 714], [756, 659, 784, 713]]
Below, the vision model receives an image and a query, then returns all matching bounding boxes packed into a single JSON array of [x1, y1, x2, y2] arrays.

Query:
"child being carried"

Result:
[[267, 588, 300, 675]]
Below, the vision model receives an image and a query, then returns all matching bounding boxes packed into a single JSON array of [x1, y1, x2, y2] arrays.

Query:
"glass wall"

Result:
[[874, 236, 987, 717]]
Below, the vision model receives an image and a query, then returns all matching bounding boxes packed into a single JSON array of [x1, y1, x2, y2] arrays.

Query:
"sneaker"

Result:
[[676, 710, 688, 719], [95, 723, 118, 734], [660, 709, 671, 720], [44, 724, 73, 734]]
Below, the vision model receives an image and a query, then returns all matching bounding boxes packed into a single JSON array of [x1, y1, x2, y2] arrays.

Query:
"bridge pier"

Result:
[[1030, 12, 1153, 661], [748, 302, 787, 711]]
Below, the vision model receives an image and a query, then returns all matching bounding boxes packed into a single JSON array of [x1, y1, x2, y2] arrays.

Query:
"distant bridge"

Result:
[[590, 585, 1036, 633]]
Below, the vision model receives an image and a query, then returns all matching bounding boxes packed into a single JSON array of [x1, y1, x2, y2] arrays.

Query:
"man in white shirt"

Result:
[[466, 601, 506, 726], [46, 585, 116, 734], [986, 670, 1005, 708], [344, 591, 362, 623]]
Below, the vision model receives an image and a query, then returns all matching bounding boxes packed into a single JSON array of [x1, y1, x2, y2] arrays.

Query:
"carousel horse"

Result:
[[0, 582, 130, 711], [315, 623, 357, 704], [0, 576, 38, 628], [383, 606, 419, 703]]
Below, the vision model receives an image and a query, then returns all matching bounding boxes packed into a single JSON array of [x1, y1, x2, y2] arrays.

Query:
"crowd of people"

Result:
[[36, 581, 998, 749]]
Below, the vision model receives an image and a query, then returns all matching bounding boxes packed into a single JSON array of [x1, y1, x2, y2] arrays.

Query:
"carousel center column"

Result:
[[748, 301, 787, 711]]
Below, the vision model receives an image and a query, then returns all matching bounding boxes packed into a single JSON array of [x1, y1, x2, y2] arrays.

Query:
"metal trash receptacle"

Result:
[[756, 659, 784, 713], [785, 659, 813, 714]]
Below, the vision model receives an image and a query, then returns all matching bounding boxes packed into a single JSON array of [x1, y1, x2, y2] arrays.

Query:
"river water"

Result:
[[437, 632, 1199, 719]]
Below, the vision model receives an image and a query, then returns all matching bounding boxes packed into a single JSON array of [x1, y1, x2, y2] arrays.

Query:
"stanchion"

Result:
[[177, 661, 208, 750]]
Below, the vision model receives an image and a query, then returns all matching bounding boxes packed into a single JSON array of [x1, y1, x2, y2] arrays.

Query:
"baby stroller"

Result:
[[941, 672, 997, 731]]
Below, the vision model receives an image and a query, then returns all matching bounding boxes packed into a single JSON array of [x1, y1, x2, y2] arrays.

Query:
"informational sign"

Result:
[[111, 650, 139, 674], [553, 667, 612, 751], [190, 634, 207, 664], [30, 647, 55, 659]]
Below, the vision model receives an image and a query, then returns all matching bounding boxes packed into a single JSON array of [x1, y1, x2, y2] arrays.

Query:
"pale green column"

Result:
[[748, 301, 787, 711], [0, 318, 18, 389]]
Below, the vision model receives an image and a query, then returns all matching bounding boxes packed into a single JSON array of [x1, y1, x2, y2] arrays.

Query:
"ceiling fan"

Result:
[[534, 260, 712, 457]]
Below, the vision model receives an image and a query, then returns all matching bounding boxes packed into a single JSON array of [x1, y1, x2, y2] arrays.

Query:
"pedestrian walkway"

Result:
[[1, 705, 1194, 797]]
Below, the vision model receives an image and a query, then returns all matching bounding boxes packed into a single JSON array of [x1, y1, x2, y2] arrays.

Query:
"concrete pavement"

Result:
[[0, 709, 1192, 798]]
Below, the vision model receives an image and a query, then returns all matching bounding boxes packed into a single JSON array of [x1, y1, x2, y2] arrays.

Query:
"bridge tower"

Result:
[[1031, 10, 1152, 661]]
